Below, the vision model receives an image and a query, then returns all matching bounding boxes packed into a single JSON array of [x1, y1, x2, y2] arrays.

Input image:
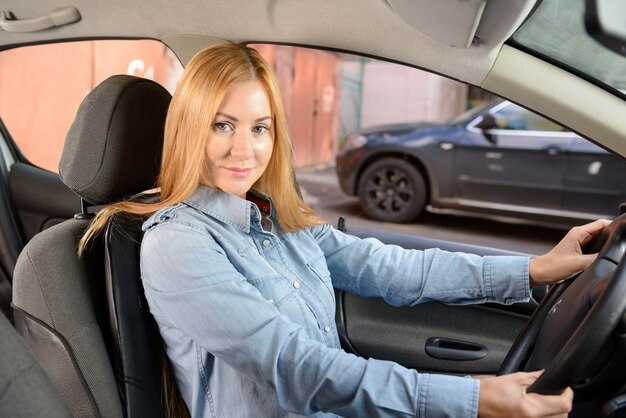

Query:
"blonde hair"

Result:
[[78, 43, 324, 254]]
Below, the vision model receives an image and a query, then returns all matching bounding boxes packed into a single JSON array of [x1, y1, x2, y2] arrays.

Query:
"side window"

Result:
[[248, 44, 473, 167], [0, 40, 183, 173], [492, 103, 566, 132]]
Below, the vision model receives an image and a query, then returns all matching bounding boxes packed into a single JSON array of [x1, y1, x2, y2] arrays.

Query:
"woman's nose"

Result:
[[230, 130, 254, 158]]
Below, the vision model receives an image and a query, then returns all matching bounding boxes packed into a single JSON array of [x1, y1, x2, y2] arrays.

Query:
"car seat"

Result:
[[0, 310, 69, 417], [12, 75, 173, 417]]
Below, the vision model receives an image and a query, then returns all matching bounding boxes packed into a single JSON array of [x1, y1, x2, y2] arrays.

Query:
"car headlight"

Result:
[[342, 134, 368, 151]]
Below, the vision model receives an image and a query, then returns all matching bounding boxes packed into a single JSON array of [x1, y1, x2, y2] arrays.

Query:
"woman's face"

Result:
[[201, 80, 274, 198]]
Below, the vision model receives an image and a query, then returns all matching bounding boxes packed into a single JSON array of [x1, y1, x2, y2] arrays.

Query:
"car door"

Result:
[[563, 137, 626, 217], [453, 102, 575, 212], [333, 224, 541, 375], [0, 117, 77, 320]]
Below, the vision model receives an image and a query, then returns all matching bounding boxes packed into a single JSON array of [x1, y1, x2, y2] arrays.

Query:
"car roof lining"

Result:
[[1, 0, 535, 86]]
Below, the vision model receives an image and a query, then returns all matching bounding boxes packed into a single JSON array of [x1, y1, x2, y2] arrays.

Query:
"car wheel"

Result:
[[357, 158, 426, 223]]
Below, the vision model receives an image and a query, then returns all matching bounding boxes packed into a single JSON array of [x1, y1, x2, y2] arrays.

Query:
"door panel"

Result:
[[454, 132, 571, 209], [455, 102, 576, 210], [563, 138, 626, 216], [9, 162, 76, 241], [338, 295, 526, 374], [335, 225, 535, 374]]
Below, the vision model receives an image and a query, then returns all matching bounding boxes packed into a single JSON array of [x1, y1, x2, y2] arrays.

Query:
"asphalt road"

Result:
[[296, 166, 568, 256]]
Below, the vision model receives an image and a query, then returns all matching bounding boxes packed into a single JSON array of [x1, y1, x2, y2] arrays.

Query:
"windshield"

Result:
[[511, 0, 626, 94]]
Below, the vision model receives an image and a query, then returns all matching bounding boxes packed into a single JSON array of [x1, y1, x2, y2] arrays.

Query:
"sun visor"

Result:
[[387, 0, 487, 48]]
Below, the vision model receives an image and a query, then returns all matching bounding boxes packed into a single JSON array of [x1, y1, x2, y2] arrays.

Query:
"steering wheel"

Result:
[[499, 213, 626, 399]]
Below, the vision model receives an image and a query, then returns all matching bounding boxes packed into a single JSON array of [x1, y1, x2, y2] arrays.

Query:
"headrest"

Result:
[[59, 75, 171, 205]]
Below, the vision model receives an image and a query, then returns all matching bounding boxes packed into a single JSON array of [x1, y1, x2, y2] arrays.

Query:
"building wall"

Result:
[[0, 40, 175, 172], [341, 60, 468, 133], [255, 45, 340, 167]]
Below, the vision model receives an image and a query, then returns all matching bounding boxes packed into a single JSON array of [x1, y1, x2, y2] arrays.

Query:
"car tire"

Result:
[[357, 158, 427, 223]]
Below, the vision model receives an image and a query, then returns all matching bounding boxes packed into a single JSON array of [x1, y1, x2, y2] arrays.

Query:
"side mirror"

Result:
[[475, 114, 496, 130], [585, 0, 626, 57], [475, 114, 497, 144]]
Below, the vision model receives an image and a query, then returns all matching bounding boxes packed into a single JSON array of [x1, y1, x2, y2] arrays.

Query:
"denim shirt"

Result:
[[140, 186, 531, 418]]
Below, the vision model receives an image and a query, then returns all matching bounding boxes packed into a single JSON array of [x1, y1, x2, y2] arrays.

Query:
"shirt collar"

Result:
[[246, 188, 273, 217], [183, 186, 274, 233]]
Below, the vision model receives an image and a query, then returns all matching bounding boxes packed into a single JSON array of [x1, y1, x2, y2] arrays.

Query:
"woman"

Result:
[[81, 43, 606, 417]]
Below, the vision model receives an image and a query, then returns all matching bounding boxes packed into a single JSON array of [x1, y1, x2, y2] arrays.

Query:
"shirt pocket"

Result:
[[246, 274, 294, 307], [306, 252, 332, 285], [246, 276, 309, 332]]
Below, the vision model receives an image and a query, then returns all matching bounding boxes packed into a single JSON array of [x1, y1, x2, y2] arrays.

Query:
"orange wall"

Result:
[[0, 40, 172, 172], [254, 45, 340, 167], [1, 42, 92, 172]]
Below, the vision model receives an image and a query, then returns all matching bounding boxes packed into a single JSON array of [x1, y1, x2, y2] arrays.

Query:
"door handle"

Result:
[[425, 337, 488, 361], [0, 7, 81, 33]]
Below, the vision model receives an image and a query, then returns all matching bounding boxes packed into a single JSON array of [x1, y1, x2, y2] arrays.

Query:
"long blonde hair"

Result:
[[78, 43, 324, 254]]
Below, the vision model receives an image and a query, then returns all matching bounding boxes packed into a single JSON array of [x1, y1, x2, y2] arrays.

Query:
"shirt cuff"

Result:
[[483, 255, 531, 304], [418, 373, 479, 418]]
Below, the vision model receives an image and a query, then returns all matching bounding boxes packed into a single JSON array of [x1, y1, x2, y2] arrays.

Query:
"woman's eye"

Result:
[[214, 122, 232, 132], [253, 125, 269, 134]]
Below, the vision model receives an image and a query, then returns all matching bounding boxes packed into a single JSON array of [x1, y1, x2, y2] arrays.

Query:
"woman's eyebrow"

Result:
[[215, 112, 238, 122], [215, 112, 272, 123]]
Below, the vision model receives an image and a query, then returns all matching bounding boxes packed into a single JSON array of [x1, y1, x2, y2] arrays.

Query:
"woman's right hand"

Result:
[[477, 371, 573, 418]]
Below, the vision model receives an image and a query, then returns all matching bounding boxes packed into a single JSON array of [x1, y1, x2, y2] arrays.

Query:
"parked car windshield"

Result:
[[511, 0, 626, 95], [448, 99, 499, 124]]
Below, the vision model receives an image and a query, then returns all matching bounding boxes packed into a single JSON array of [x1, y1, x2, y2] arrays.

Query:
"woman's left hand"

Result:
[[529, 219, 612, 286]]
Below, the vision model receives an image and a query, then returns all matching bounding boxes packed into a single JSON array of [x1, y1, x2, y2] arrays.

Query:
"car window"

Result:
[[492, 103, 567, 132], [254, 45, 623, 253], [0, 40, 183, 173]]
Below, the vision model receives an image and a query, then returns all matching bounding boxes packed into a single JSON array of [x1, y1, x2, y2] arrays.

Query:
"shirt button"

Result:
[[267, 299, 274, 304], [293, 281, 301, 289], [323, 325, 331, 333], [262, 239, 271, 247]]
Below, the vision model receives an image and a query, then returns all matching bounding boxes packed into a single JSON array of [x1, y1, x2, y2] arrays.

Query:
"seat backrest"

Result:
[[104, 200, 165, 417], [13, 217, 122, 417], [13, 75, 171, 417]]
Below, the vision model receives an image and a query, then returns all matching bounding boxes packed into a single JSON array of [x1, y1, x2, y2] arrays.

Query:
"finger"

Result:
[[583, 218, 612, 231], [565, 253, 599, 274], [527, 369, 544, 378], [562, 387, 574, 402], [525, 390, 573, 416], [515, 370, 543, 386], [578, 253, 598, 268], [578, 219, 612, 243]]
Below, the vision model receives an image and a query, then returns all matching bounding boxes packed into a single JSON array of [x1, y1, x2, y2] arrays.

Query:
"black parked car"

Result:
[[336, 99, 626, 226]]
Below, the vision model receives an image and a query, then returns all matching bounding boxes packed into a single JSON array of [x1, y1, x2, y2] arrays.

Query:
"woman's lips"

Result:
[[224, 167, 252, 177]]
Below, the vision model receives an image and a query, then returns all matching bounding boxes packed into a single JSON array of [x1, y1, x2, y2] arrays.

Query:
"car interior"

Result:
[[5, 72, 539, 416], [1, 0, 626, 417]]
